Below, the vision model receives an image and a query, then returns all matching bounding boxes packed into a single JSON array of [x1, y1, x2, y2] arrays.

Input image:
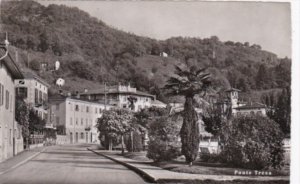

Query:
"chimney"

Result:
[[59, 89, 63, 95], [75, 91, 80, 99]]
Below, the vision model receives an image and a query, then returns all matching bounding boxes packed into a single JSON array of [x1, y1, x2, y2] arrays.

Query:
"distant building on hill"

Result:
[[48, 95, 113, 144], [219, 88, 267, 116], [79, 84, 156, 112]]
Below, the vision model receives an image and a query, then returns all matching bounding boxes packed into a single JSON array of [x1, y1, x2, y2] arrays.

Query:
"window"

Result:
[[0, 83, 3, 106], [9, 129, 12, 145], [5, 90, 9, 109], [56, 117, 60, 125], [75, 105, 79, 111], [95, 108, 97, 114], [35, 89, 38, 104], [76, 118, 78, 125], [16, 87, 28, 99], [123, 104, 127, 108], [81, 132, 84, 139], [39, 90, 42, 103], [81, 118, 83, 125], [86, 106, 89, 112]]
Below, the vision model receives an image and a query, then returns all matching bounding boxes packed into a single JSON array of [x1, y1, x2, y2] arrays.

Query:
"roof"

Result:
[[225, 88, 241, 92], [80, 87, 155, 99], [0, 47, 23, 79], [234, 102, 267, 110], [151, 100, 167, 106], [49, 94, 112, 106], [23, 72, 51, 87]]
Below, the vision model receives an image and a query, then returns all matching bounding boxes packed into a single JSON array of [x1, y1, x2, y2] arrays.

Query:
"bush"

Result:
[[146, 116, 182, 162], [125, 131, 144, 152], [220, 115, 284, 169], [147, 139, 181, 162], [200, 153, 224, 163]]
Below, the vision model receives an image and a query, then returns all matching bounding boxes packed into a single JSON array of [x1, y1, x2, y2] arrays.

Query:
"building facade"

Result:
[[49, 96, 112, 144], [14, 72, 50, 121], [80, 84, 155, 112], [0, 46, 24, 162]]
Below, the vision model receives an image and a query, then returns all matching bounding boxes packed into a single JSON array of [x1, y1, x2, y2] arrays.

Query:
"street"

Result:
[[0, 145, 148, 184]]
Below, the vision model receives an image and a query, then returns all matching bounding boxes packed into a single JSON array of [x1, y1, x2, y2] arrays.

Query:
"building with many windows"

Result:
[[80, 84, 155, 112], [14, 72, 50, 121], [49, 95, 112, 144], [0, 45, 24, 162]]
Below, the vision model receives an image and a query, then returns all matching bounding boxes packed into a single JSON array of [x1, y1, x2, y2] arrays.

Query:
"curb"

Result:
[[0, 147, 46, 175], [87, 148, 157, 183]]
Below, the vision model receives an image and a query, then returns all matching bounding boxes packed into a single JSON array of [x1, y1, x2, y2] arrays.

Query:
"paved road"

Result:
[[0, 144, 148, 184]]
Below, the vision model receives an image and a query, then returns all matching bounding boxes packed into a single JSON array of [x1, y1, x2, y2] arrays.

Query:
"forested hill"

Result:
[[0, 1, 291, 102]]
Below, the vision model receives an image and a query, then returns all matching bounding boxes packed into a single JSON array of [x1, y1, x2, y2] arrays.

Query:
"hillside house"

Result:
[[80, 84, 156, 112]]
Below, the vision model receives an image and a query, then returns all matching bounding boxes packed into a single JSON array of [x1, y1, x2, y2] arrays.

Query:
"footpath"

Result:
[[88, 148, 290, 183], [0, 147, 45, 175]]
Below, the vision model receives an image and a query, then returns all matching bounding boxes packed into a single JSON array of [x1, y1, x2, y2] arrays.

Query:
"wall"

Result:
[[0, 62, 17, 162]]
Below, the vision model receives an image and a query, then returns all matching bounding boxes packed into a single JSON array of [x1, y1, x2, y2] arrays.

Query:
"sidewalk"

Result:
[[88, 148, 290, 183], [0, 147, 45, 175]]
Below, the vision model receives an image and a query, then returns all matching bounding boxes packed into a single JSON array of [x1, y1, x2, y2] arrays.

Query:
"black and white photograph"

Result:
[[0, 0, 299, 184]]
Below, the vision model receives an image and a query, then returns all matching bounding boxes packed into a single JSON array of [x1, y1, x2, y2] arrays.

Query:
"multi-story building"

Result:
[[224, 88, 267, 116], [49, 95, 112, 144], [0, 44, 24, 162], [14, 72, 50, 121], [80, 84, 155, 112]]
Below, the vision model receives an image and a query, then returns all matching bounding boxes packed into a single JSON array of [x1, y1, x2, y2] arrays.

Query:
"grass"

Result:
[[122, 151, 289, 176]]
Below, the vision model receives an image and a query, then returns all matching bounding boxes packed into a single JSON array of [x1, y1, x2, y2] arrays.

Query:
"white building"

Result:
[[0, 45, 24, 162], [15, 72, 50, 121], [225, 88, 267, 116], [80, 84, 155, 112], [49, 95, 112, 144]]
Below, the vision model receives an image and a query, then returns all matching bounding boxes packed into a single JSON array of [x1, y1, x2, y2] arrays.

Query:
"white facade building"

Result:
[[15, 72, 50, 121], [0, 46, 24, 162], [80, 84, 156, 112], [49, 96, 112, 144]]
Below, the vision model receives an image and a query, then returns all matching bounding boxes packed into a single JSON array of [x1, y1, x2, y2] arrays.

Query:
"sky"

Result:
[[38, 0, 291, 58]]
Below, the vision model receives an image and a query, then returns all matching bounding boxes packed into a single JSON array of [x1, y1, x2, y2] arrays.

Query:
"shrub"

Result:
[[220, 114, 284, 169], [146, 116, 182, 162], [147, 139, 181, 162]]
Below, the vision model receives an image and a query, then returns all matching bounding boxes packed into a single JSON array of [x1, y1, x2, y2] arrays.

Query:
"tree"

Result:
[[28, 109, 46, 134], [267, 88, 291, 136], [164, 65, 211, 165], [96, 108, 134, 153], [147, 115, 182, 162], [15, 97, 30, 148], [220, 114, 284, 169], [202, 105, 223, 136]]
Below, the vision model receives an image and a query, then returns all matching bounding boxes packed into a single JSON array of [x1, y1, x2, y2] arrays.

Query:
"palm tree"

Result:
[[164, 65, 211, 166]]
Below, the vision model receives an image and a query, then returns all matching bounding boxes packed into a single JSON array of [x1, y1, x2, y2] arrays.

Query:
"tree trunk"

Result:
[[181, 96, 200, 164], [121, 135, 125, 154], [108, 138, 113, 151]]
